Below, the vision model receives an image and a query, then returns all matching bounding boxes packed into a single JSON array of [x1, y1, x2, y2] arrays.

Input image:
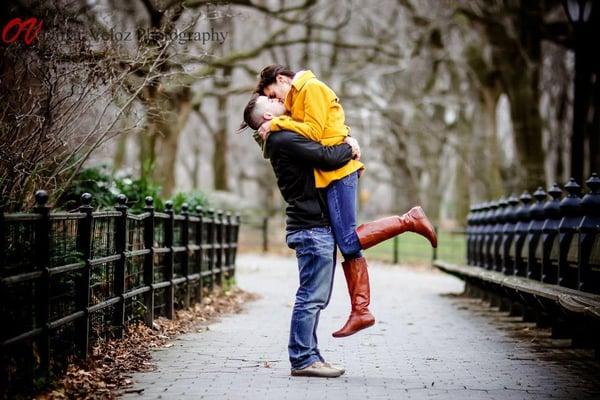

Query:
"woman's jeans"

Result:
[[286, 226, 336, 370], [325, 171, 363, 259]]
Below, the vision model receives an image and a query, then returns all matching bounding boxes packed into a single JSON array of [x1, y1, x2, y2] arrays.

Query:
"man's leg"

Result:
[[312, 246, 337, 363], [286, 227, 336, 370]]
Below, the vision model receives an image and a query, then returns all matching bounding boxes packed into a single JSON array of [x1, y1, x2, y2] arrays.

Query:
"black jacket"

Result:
[[265, 130, 353, 230]]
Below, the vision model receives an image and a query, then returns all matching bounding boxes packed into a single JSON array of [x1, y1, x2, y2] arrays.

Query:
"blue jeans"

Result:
[[325, 171, 363, 259], [286, 226, 336, 370]]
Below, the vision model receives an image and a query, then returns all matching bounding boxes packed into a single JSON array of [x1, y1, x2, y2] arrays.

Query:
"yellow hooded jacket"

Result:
[[270, 70, 364, 188]]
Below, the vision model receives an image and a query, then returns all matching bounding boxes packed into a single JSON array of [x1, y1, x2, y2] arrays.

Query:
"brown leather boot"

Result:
[[355, 206, 437, 249], [332, 257, 375, 338]]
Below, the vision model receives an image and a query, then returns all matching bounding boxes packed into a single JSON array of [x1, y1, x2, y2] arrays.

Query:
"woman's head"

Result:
[[255, 65, 294, 101]]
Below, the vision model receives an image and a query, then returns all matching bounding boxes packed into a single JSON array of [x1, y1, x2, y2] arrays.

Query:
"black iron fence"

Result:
[[466, 173, 600, 294], [0, 191, 240, 394]]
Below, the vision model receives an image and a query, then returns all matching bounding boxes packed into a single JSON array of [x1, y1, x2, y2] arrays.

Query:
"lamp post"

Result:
[[563, 0, 593, 183]]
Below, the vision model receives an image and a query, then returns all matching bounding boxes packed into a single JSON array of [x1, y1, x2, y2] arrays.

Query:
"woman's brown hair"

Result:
[[255, 65, 294, 95]]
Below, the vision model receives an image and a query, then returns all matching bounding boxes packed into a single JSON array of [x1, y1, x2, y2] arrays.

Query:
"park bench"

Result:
[[434, 173, 600, 355]]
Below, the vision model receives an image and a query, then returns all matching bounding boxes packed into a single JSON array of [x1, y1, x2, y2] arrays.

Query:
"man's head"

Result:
[[243, 94, 286, 130], [255, 65, 294, 102]]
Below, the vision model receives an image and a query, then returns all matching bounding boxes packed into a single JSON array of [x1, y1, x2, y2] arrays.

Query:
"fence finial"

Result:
[[81, 192, 93, 207], [165, 200, 173, 212], [144, 196, 154, 208], [116, 194, 127, 206], [181, 203, 189, 213], [519, 191, 532, 204], [586, 173, 600, 193], [564, 177, 581, 197], [35, 190, 49, 207], [533, 187, 547, 202], [547, 183, 563, 200]]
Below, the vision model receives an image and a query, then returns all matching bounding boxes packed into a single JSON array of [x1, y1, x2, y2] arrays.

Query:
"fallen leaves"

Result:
[[35, 286, 260, 400]]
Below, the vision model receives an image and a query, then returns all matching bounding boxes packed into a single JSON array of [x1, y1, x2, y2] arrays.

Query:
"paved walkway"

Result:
[[122, 253, 600, 400]]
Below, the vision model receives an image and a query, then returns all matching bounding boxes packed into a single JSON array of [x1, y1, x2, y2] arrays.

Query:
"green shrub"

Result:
[[57, 165, 115, 210], [171, 190, 209, 212], [114, 174, 163, 213], [57, 166, 208, 213]]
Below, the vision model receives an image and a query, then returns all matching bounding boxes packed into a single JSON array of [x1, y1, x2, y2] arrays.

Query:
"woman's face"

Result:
[[263, 75, 291, 102]]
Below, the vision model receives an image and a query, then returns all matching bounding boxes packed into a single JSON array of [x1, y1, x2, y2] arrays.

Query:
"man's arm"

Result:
[[269, 131, 352, 171]]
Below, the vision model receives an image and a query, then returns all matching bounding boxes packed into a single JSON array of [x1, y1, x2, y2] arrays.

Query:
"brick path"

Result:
[[122, 253, 600, 399]]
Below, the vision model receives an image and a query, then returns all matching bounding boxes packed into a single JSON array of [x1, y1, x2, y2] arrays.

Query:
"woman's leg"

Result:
[[326, 171, 375, 338], [325, 171, 362, 260]]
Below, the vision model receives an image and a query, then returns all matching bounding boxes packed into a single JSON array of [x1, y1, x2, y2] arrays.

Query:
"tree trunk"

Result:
[[139, 85, 192, 197], [212, 68, 232, 191], [466, 1, 546, 191], [113, 133, 127, 173], [210, 13, 233, 191], [488, 1, 545, 191], [153, 89, 193, 197], [504, 73, 545, 191]]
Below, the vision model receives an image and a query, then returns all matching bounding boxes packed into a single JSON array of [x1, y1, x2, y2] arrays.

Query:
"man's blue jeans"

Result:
[[326, 171, 363, 259], [286, 226, 336, 370]]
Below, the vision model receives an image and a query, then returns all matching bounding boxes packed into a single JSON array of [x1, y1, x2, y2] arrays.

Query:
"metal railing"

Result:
[[466, 173, 600, 294], [0, 191, 241, 394]]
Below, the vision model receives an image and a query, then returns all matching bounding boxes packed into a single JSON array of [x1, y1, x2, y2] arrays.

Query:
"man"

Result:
[[242, 94, 359, 377], [242, 94, 437, 376]]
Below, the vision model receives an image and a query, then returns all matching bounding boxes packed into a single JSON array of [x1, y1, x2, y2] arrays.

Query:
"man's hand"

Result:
[[344, 136, 361, 160], [258, 120, 272, 140]]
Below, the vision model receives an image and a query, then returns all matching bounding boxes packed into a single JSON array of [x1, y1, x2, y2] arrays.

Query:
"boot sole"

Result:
[[331, 319, 375, 338]]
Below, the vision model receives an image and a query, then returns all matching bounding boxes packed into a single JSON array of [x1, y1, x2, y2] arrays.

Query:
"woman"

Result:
[[252, 65, 438, 337]]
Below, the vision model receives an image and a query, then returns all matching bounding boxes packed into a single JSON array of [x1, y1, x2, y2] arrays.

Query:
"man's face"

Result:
[[256, 95, 286, 118]]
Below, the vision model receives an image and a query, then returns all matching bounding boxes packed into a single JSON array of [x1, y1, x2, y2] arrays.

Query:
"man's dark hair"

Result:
[[255, 65, 294, 95], [242, 93, 262, 130]]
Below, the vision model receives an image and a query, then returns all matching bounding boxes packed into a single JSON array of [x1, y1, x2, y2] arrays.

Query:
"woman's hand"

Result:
[[344, 136, 361, 160], [258, 120, 272, 140]]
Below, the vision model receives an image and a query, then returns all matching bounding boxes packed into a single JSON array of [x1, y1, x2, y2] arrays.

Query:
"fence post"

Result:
[[393, 236, 399, 264], [164, 201, 175, 319], [76, 193, 93, 359], [216, 210, 224, 286], [195, 205, 204, 302], [225, 211, 232, 280], [208, 208, 215, 291], [578, 173, 600, 292], [143, 197, 155, 327], [262, 216, 269, 253], [432, 226, 438, 262], [181, 203, 190, 308], [233, 213, 241, 275], [0, 197, 5, 273], [113, 195, 127, 338], [0, 198, 4, 349], [34, 190, 51, 383]]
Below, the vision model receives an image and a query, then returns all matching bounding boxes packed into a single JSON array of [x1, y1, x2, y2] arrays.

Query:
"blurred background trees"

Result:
[[1, 0, 597, 228]]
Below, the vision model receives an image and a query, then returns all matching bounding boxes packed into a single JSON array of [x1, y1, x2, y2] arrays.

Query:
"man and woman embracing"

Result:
[[240, 65, 437, 378]]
